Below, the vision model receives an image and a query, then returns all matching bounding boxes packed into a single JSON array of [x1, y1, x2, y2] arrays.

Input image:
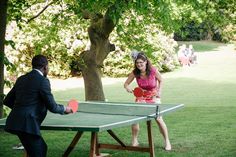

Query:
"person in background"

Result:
[[124, 51, 171, 151], [3, 55, 73, 157], [188, 44, 197, 64], [177, 44, 190, 66]]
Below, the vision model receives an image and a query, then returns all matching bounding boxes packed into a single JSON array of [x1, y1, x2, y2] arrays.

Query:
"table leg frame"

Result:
[[98, 120, 155, 157], [63, 131, 84, 157], [63, 120, 155, 157]]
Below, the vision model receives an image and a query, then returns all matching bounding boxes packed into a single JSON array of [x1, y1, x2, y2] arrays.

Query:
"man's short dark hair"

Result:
[[32, 55, 48, 69]]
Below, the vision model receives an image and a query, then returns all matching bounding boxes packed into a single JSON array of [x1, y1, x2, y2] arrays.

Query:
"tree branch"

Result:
[[82, 9, 91, 19], [26, 1, 55, 23]]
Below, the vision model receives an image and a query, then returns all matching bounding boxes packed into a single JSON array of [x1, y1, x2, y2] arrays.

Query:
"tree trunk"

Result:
[[206, 30, 213, 40], [79, 14, 115, 101], [82, 54, 104, 101], [0, 0, 8, 118]]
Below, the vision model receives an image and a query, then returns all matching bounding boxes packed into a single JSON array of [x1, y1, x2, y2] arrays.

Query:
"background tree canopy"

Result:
[[174, 0, 236, 42], [5, 0, 181, 78], [4, 0, 236, 78]]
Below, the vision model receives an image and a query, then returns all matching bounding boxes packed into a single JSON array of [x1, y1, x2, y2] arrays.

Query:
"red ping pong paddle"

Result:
[[133, 87, 143, 97], [68, 99, 79, 113]]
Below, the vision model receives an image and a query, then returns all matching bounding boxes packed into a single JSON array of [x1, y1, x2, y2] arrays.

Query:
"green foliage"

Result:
[[102, 6, 180, 76], [4, 0, 235, 80], [174, 0, 236, 42], [5, 1, 180, 79], [174, 21, 208, 41], [3, 56, 16, 88], [7, 0, 29, 23], [174, 21, 236, 42], [5, 3, 89, 78], [2, 106, 10, 117], [103, 50, 132, 77], [219, 24, 236, 43]]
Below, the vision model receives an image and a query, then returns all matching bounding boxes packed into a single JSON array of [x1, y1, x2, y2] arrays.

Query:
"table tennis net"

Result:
[[82, 102, 158, 117], [58, 101, 159, 117]]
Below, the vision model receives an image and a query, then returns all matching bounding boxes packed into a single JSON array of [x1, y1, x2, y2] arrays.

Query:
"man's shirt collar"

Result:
[[33, 69, 43, 76]]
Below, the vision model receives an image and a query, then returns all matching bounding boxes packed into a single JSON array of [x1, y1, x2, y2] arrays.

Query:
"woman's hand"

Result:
[[124, 72, 135, 93], [125, 86, 133, 93], [156, 90, 161, 98]]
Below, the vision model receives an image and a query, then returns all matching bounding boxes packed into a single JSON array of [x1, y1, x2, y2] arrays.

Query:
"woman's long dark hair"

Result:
[[133, 52, 152, 77]]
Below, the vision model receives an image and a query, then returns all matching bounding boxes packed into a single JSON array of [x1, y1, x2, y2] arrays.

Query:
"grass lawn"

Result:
[[0, 42, 236, 157], [177, 40, 226, 52]]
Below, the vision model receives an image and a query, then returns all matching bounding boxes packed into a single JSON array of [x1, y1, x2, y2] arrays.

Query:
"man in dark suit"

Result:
[[3, 55, 73, 157]]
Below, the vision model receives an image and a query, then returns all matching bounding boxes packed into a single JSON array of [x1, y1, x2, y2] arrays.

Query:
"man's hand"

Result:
[[64, 106, 73, 114]]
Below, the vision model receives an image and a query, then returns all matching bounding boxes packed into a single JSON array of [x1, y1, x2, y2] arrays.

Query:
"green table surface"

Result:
[[0, 101, 184, 132]]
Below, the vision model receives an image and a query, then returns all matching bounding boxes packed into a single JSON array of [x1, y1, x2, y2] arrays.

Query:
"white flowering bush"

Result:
[[5, 3, 179, 80], [5, 3, 89, 80], [103, 22, 179, 77]]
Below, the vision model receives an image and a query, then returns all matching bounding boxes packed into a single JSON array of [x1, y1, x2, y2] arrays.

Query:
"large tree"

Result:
[[0, 0, 8, 118], [0, 0, 235, 117], [0, 0, 178, 117]]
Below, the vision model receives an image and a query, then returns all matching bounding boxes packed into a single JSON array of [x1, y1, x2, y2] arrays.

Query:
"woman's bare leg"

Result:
[[131, 124, 140, 146], [156, 117, 171, 150]]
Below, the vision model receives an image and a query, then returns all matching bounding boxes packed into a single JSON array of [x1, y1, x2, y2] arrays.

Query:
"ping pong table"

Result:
[[0, 101, 184, 157]]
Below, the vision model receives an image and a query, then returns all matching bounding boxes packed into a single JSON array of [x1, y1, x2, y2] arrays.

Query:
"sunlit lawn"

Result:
[[0, 41, 236, 157], [177, 40, 226, 52]]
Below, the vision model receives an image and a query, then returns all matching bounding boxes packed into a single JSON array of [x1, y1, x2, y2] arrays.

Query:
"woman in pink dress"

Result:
[[124, 51, 171, 151]]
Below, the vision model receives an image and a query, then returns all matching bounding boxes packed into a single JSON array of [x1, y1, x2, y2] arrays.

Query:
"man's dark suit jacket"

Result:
[[3, 70, 65, 136]]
